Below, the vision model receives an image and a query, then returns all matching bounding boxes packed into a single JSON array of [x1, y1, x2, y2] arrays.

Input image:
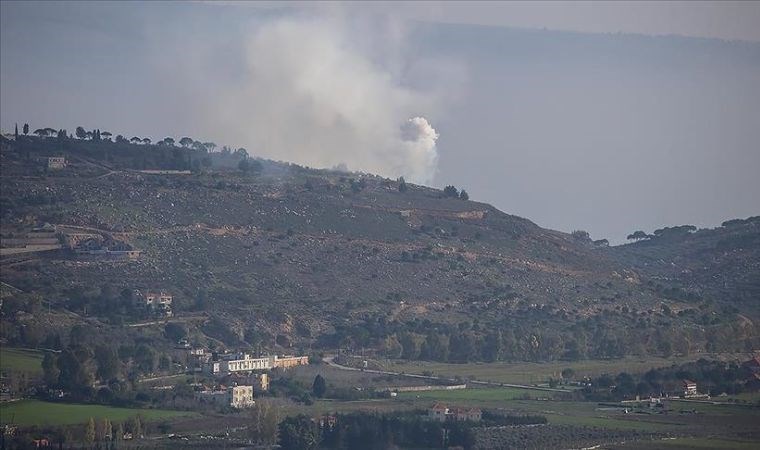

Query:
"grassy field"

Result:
[[0, 347, 43, 374], [0, 400, 194, 426], [657, 437, 760, 449], [723, 391, 760, 403], [397, 387, 553, 402], [618, 437, 760, 449], [384, 354, 740, 385]]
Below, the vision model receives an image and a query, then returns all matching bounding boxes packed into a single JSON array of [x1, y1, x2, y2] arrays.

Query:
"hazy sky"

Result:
[[2, 1, 759, 243]]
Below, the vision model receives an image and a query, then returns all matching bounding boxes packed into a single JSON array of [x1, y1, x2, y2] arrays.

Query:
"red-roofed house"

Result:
[[428, 402, 449, 421]]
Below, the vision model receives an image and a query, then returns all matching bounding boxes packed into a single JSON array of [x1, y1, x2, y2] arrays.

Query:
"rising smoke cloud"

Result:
[[215, 16, 443, 184]]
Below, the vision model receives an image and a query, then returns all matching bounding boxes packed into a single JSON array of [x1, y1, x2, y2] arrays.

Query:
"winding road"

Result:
[[323, 356, 571, 393]]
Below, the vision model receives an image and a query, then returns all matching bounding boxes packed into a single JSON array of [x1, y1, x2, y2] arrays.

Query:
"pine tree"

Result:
[[14, 123, 18, 139], [103, 418, 112, 442], [23, 123, 29, 135], [132, 415, 142, 439], [312, 374, 326, 398], [85, 417, 96, 445]]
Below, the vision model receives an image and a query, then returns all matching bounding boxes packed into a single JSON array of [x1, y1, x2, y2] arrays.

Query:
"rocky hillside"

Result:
[[1, 135, 758, 360]]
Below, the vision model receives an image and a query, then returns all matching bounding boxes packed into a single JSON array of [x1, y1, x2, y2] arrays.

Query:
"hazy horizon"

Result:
[[2, 1, 759, 243]]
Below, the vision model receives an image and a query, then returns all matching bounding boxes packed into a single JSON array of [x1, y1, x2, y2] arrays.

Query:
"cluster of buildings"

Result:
[[180, 350, 308, 408], [70, 236, 141, 259], [428, 402, 482, 422]]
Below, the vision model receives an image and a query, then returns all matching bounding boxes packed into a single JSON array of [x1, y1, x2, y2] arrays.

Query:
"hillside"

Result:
[[607, 218, 760, 317], [1, 134, 758, 361]]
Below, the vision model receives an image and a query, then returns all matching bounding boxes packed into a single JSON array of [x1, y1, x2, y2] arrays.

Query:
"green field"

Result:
[[0, 400, 194, 426], [385, 354, 739, 385], [0, 347, 43, 374], [723, 391, 760, 403], [658, 437, 760, 449], [618, 437, 760, 449], [397, 387, 553, 402]]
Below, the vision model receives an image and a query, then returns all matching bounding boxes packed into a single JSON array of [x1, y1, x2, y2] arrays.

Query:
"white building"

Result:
[[682, 379, 698, 397], [253, 373, 269, 392], [202, 361, 221, 375], [220, 353, 272, 373], [217, 353, 309, 373]]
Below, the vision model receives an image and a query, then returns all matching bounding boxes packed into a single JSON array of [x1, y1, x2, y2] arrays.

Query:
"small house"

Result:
[[36, 156, 66, 170], [134, 290, 173, 316], [428, 402, 449, 421]]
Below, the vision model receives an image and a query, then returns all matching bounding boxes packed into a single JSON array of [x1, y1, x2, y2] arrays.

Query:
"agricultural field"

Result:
[[397, 386, 554, 402], [0, 400, 194, 426], [0, 347, 43, 375], [384, 354, 742, 385]]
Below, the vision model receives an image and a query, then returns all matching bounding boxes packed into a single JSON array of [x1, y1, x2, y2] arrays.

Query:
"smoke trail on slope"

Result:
[[215, 16, 444, 184]]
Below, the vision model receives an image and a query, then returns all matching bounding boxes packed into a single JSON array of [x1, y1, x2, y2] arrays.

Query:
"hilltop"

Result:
[[1, 133, 758, 362]]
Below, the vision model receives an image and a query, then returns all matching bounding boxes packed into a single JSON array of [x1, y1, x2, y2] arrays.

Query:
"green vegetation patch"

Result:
[[0, 347, 43, 374], [656, 437, 760, 449], [387, 355, 730, 385], [0, 400, 193, 426]]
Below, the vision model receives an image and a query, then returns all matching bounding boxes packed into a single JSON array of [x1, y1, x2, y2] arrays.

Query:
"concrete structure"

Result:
[[682, 379, 698, 397], [73, 237, 140, 259], [272, 355, 309, 369], [218, 353, 309, 373], [253, 373, 269, 392], [221, 353, 272, 373], [382, 384, 467, 393], [37, 156, 66, 170], [202, 361, 221, 375], [196, 385, 254, 409]]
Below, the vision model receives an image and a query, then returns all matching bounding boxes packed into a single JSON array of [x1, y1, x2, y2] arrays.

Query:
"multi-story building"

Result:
[[272, 355, 309, 369], [196, 385, 254, 409], [682, 379, 698, 397], [220, 353, 272, 373], [218, 353, 309, 373]]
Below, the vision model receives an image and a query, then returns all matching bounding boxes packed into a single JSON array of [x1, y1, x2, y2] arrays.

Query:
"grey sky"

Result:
[[2, 1, 759, 243], [253, 1, 760, 42]]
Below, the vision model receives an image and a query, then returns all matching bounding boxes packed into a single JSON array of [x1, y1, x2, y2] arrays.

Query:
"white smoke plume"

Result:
[[213, 16, 444, 185], [401, 117, 439, 183]]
